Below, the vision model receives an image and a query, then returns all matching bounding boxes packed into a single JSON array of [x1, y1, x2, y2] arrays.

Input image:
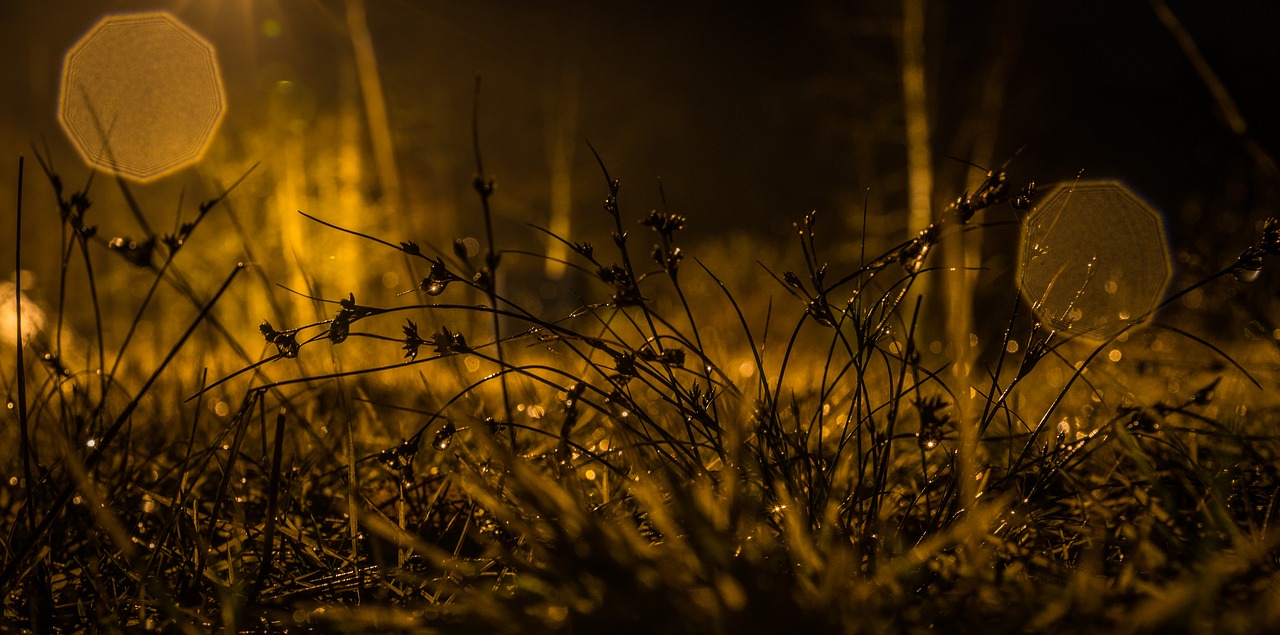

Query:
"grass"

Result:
[[4, 133, 1280, 635]]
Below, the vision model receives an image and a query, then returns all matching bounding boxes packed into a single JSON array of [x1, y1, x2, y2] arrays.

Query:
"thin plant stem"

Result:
[[472, 76, 516, 449]]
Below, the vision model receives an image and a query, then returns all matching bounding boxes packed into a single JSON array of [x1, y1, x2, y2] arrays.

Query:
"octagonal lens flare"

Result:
[[1018, 181, 1172, 341], [58, 12, 226, 182]]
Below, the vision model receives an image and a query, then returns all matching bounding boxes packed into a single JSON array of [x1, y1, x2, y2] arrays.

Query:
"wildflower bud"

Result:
[[429, 326, 470, 356], [1262, 218, 1280, 255], [328, 320, 350, 344], [70, 192, 91, 214], [914, 396, 952, 450], [472, 269, 491, 290], [564, 382, 585, 411], [1012, 181, 1036, 211], [107, 236, 156, 268], [40, 352, 70, 378], [1233, 246, 1265, 283], [806, 296, 836, 327], [783, 271, 805, 291], [1126, 408, 1160, 433], [1191, 377, 1219, 406], [402, 319, 425, 361]]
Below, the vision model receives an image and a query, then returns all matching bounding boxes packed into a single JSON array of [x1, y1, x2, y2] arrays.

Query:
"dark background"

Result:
[[2, 0, 1278, 320]]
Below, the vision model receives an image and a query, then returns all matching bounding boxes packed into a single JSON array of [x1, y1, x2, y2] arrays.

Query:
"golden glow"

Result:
[[58, 12, 226, 182], [0, 276, 44, 347], [1018, 181, 1171, 341]]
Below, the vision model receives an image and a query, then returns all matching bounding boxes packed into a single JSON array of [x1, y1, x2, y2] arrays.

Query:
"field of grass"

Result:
[[4, 139, 1280, 635]]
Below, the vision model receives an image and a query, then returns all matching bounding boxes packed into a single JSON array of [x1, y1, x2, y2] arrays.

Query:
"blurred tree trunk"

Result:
[[900, 0, 933, 270], [346, 0, 401, 211], [544, 64, 580, 280], [939, 0, 1026, 379], [901, 0, 1027, 506]]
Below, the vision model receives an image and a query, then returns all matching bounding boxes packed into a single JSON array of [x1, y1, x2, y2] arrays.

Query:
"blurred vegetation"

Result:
[[4, 1, 1280, 632], [3, 131, 1280, 631]]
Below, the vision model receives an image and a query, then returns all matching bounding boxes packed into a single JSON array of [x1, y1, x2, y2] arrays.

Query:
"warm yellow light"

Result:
[[59, 12, 226, 182], [1018, 181, 1171, 341]]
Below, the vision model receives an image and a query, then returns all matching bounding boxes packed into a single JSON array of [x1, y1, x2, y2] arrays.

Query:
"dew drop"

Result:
[[1234, 268, 1262, 283], [432, 423, 457, 450]]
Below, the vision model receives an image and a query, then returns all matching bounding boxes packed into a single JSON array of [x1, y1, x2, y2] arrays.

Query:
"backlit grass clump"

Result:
[[3, 139, 1280, 634]]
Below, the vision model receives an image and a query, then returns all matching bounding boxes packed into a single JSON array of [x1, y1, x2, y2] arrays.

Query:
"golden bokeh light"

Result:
[[1018, 181, 1172, 341], [58, 11, 226, 182]]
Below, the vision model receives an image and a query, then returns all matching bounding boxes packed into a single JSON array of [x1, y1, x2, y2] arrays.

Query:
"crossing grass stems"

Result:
[[3, 138, 1280, 633]]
